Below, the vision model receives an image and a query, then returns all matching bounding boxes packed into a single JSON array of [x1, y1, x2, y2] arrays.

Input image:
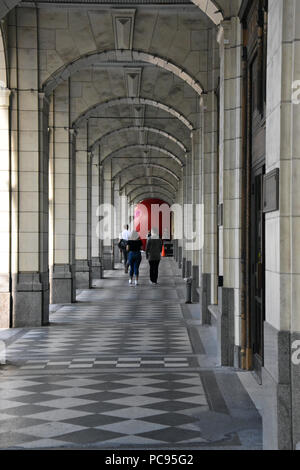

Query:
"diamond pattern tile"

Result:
[[0, 258, 262, 449]]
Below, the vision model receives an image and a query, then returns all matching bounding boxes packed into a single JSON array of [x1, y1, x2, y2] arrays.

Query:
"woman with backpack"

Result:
[[126, 230, 143, 286]]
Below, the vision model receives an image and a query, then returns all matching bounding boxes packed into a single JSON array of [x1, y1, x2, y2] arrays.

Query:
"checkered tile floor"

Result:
[[0, 373, 211, 448], [18, 356, 197, 370], [0, 258, 262, 449], [7, 325, 192, 359]]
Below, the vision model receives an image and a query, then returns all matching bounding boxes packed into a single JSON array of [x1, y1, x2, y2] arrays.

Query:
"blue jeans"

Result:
[[128, 251, 141, 277]]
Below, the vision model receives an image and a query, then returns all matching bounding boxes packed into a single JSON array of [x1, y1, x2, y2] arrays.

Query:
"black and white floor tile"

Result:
[[0, 372, 211, 448], [0, 258, 262, 449]]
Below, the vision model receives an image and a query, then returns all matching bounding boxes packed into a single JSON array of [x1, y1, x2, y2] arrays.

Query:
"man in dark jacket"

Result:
[[146, 228, 163, 285]]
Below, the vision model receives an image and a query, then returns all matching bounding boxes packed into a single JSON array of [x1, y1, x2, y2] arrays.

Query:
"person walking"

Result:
[[118, 224, 131, 273], [146, 228, 163, 285], [127, 230, 143, 286]]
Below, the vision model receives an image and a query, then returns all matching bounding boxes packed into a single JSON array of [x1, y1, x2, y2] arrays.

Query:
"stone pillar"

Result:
[[91, 148, 102, 280], [10, 8, 49, 326], [87, 150, 92, 286], [128, 201, 135, 231], [200, 90, 219, 324], [119, 186, 130, 233], [113, 178, 122, 265], [0, 86, 11, 328], [173, 239, 178, 262], [191, 128, 201, 303], [185, 153, 193, 279], [176, 178, 184, 269], [262, 0, 300, 450], [75, 125, 92, 288], [102, 163, 114, 270], [181, 163, 187, 278], [49, 82, 76, 304], [217, 17, 243, 366], [199, 26, 219, 323]]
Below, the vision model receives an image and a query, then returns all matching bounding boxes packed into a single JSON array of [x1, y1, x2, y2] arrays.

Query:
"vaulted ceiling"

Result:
[[1, 0, 242, 205]]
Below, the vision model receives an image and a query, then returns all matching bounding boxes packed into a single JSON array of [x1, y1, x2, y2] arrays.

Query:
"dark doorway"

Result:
[[240, 0, 268, 380], [250, 165, 265, 380]]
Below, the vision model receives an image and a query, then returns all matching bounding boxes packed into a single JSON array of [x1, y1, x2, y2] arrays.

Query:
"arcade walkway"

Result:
[[0, 258, 261, 450]]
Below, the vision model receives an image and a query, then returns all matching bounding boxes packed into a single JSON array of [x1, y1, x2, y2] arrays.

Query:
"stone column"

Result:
[[191, 128, 201, 302], [119, 186, 130, 233], [113, 178, 122, 265], [176, 177, 184, 269], [75, 125, 92, 288], [0, 86, 11, 328], [87, 150, 92, 286], [182, 155, 193, 278], [217, 17, 243, 366], [99, 164, 104, 276], [102, 163, 114, 270], [127, 201, 133, 231], [10, 7, 49, 326], [262, 0, 300, 450], [185, 153, 193, 279], [200, 90, 219, 324], [181, 162, 187, 278], [49, 82, 76, 304], [199, 24, 219, 322], [91, 148, 102, 281]]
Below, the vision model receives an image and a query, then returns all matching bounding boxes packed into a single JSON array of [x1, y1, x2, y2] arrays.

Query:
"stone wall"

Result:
[[262, 0, 300, 450]]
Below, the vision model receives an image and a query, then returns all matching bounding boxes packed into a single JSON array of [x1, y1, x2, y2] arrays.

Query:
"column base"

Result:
[[182, 257, 186, 278], [0, 292, 10, 328], [199, 273, 211, 325], [262, 322, 294, 450], [192, 265, 199, 303], [76, 260, 92, 289], [102, 248, 114, 270], [113, 242, 121, 265], [50, 264, 75, 304], [291, 330, 300, 449], [215, 286, 235, 366], [12, 273, 49, 327], [0, 274, 11, 328], [173, 240, 178, 262], [186, 260, 192, 278], [262, 367, 292, 450], [178, 246, 182, 269], [91, 257, 103, 280]]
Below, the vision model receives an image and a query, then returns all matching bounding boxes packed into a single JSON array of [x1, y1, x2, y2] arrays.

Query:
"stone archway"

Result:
[[73, 97, 194, 131], [89, 126, 187, 154], [100, 144, 184, 167]]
